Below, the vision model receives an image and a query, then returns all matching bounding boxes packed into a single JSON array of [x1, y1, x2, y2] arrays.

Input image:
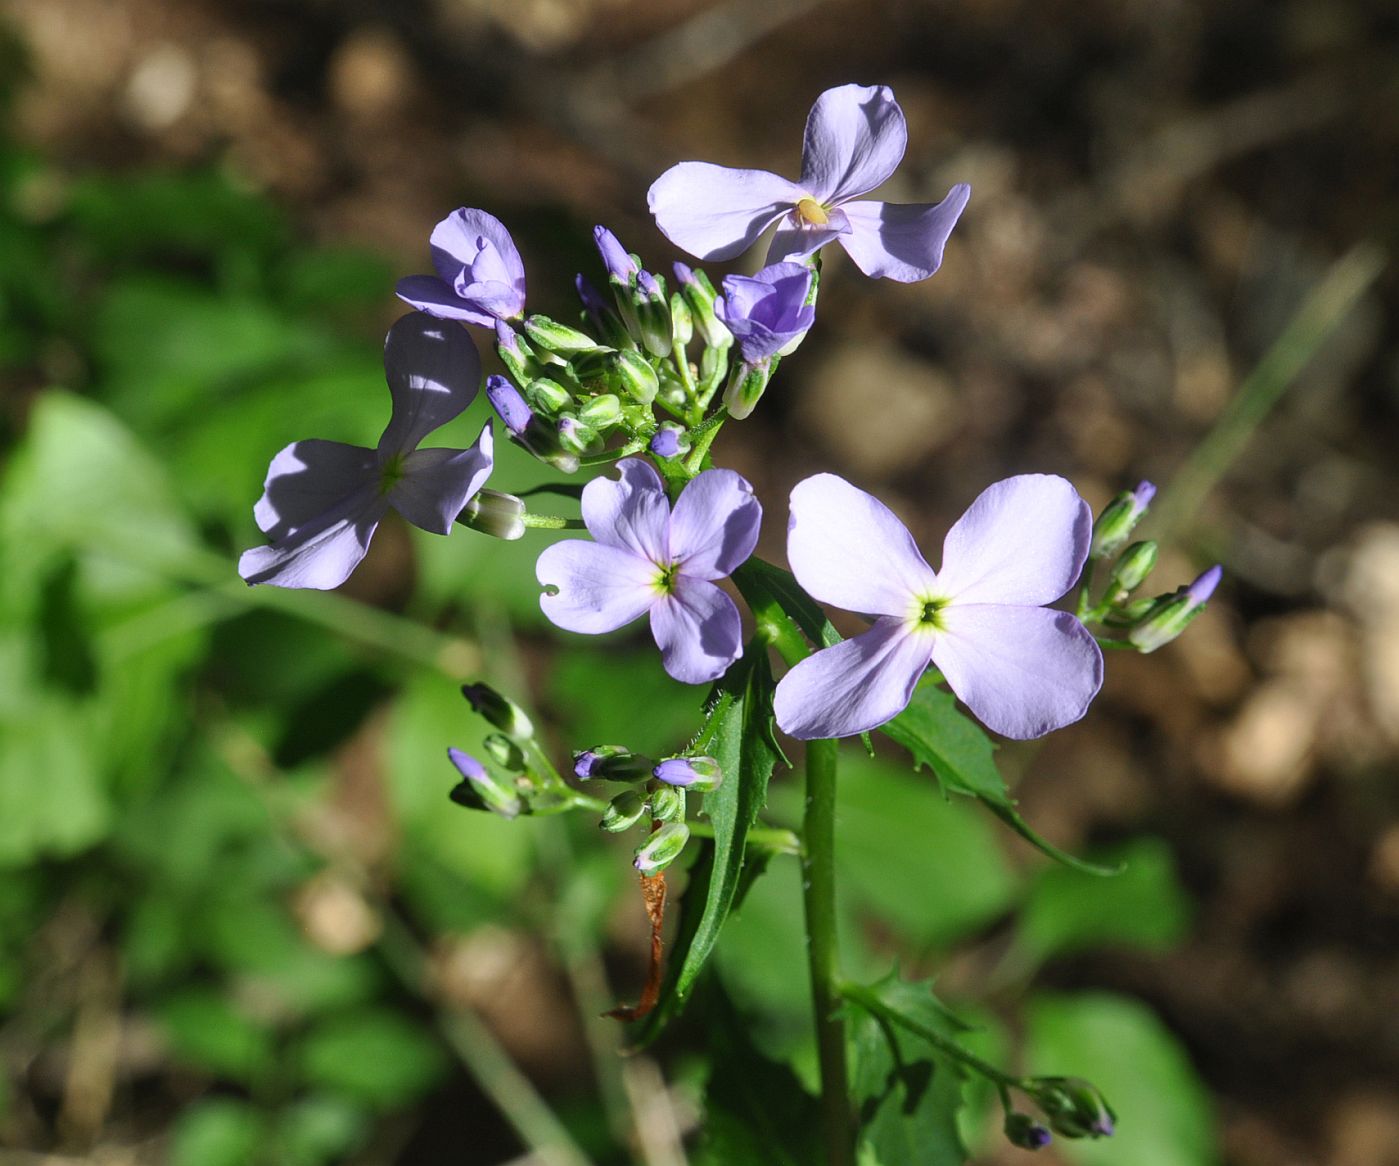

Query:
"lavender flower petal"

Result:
[[773, 617, 933, 739], [836, 186, 971, 282], [787, 473, 936, 616], [430, 208, 526, 320], [389, 423, 494, 535], [935, 474, 1091, 606], [931, 604, 1103, 739], [580, 458, 670, 564], [252, 439, 378, 539], [649, 576, 742, 684], [668, 469, 762, 580], [536, 540, 659, 634], [594, 226, 638, 282], [378, 313, 482, 456], [799, 83, 907, 205], [717, 263, 815, 363], [239, 491, 389, 591], [647, 163, 806, 261], [767, 209, 852, 265], [395, 274, 494, 326]]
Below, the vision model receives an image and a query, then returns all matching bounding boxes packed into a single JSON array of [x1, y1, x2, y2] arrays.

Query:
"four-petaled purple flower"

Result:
[[648, 83, 971, 282], [716, 263, 816, 364], [536, 459, 761, 684], [773, 474, 1103, 740], [239, 312, 493, 591], [397, 208, 527, 326]]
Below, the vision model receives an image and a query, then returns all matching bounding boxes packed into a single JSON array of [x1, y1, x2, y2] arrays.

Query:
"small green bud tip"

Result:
[[523, 313, 599, 354], [557, 415, 599, 456], [1091, 479, 1156, 559], [578, 393, 623, 429], [612, 350, 660, 404], [447, 747, 523, 819], [524, 377, 573, 415], [649, 784, 686, 823], [600, 789, 647, 833], [723, 360, 771, 420], [634, 822, 690, 875], [653, 755, 722, 792], [670, 292, 694, 347], [460, 683, 534, 739], [1032, 1077, 1116, 1140], [1127, 563, 1222, 653], [483, 733, 527, 773], [574, 745, 654, 782], [1004, 1113, 1053, 1151], [459, 489, 526, 541], [1107, 539, 1159, 596]]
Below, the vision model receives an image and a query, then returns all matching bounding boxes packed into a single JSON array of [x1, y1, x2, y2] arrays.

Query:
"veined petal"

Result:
[[378, 312, 483, 456], [537, 540, 658, 634], [799, 84, 907, 205], [581, 458, 670, 564], [455, 278, 526, 324], [649, 577, 743, 684], [390, 422, 494, 535], [395, 275, 495, 327], [931, 605, 1103, 739], [837, 186, 971, 282], [787, 473, 936, 616], [647, 163, 805, 261], [669, 468, 762, 580], [773, 617, 932, 739], [253, 439, 378, 539], [239, 491, 389, 591], [935, 474, 1091, 606]]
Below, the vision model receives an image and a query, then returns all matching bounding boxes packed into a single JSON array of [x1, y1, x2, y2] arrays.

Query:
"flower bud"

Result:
[[460, 682, 535, 740], [458, 489, 526, 541], [611, 349, 659, 405], [1030, 1077, 1116, 1140], [1003, 1113, 1053, 1151], [483, 732, 527, 772], [633, 270, 672, 358], [524, 377, 573, 416], [649, 784, 686, 823], [649, 423, 690, 460], [600, 789, 647, 833], [594, 225, 638, 284], [485, 376, 580, 473], [634, 822, 690, 875], [653, 755, 722, 792], [524, 313, 599, 355], [573, 745, 653, 782], [1090, 481, 1156, 559], [495, 320, 545, 385], [575, 273, 630, 348], [574, 395, 619, 432], [670, 292, 694, 347], [723, 360, 772, 420], [1107, 540, 1158, 597], [447, 748, 523, 819], [674, 262, 732, 349], [1127, 564, 1222, 653], [556, 415, 600, 456]]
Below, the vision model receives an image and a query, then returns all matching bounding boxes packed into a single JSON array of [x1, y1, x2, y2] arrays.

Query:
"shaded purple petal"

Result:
[[239, 491, 388, 590], [773, 617, 933, 739], [378, 313, 482, 456], [787, 473, 936, 616], [395, 275, 495, 326], [669, 468, 762, 580], [389, 422, 494, 535], [252, 439, 378, 539], [767, 208, 851, 264], [430, 208, 526, 320], [580, 458, 670, 564], [931, 605, 1103, 739], [935, 474, 1091, 606], [836, 185, 971, 282], [649, 576, 742, 684], [716, 263, 815, 362], [484, 375, 532, 435], [537, 540, 658, 634], [799, 84, 907, 205], [647, 163, 805, 261]]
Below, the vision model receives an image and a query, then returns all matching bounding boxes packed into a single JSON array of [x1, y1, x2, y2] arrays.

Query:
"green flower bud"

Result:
[[574, 745, 653, 782], [1003, 1112, 1053, 1151], [675, 264, 732, 349], [524, 377, 573, 415], [578, 393, 623, 429], [1128, 564, 1222, 653], [652, 755, 722, 792], [633, 271, 672, 358], [634, 822, 690, 875], [600, 789, 647, 833], [1091, 481, 1155, 559], [524, 313, 600, 355], [457, 489, 526, 541], [1030, 1077, 1116, 1140], [649, 784, 686, 823], [557, 415, 600, 456], [612, 349, 659, 405], [460, 683, 535, 740], [1108, 540, 1158, 598], [723, 359, 772, 420], [483, 733, 527, 773], [670, 291, 694, 348], [496, 323, 546, 385], [447, 748, 524, 819]]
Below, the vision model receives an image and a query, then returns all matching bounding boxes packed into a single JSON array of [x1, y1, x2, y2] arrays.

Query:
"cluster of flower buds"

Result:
[[446, 683, 574, 818], [576, 746, 724, 874], [1080, 481, 1222, 652], [1025, 1076, 1117, 1141]]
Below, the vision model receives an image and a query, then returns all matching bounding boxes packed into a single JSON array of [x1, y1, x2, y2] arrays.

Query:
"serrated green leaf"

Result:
[[734, 557, 841, 649]]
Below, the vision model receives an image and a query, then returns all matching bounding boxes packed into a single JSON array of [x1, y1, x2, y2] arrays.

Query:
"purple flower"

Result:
[[536, 459, 761, 684], [397, 208, 526, 326], [594, 225, 638, 283], [715, 263, 815, 363], [773, 474, 1103, 739], [648, 83, 971, 282], [239, 313, 492, 590]]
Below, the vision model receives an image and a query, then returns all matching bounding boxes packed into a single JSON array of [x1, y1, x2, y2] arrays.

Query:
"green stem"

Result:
[[683, 412, 727, 475], [520, 512, 586, 531], [804, 737, 852, 1166]]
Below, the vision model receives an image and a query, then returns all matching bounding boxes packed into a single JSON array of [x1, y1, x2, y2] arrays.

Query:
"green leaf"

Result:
[[169, 1099, 267, 1166], [1025, 993, 1217, 1166], [275, 1094, 369, 1166], [299, 1010, 448, 1108], [734, 557, 841, 649], [632, 643, 782, 1040], [158, 989, 275, 1081], [1013, 837, 1192, 970], [881, 685, 1120, 877]]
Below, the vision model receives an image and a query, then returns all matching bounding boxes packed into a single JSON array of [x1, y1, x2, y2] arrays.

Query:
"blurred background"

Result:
[[1, 0, 1397, 1163]]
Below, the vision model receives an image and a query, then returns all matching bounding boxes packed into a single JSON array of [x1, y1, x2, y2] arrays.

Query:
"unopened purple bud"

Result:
[[461, 682, 534, 738], [594, 225, 637, 282], [486, 375, 532, 435], [495, 319, 522, 356], [574, 744, 651, 782], [649, 425, 686, 459], [448, 747, 488, 782], [672, 261, 695, 287], [1091, 479, 1157, 559], [1187, 563, 1222, 605], [637, 269, 661, 300], [575, 273, 609, 318], [653, 755, 722, 791], [447, 747, 523, 818], [1133, 480, 1157, 509], [1004, 1112, 1053, 1151]]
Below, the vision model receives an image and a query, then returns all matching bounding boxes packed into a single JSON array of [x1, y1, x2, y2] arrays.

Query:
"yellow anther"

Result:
[[795, 197, 830, 226]]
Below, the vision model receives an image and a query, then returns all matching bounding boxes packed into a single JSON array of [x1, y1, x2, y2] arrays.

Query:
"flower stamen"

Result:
[[795, 197, 830, 226]]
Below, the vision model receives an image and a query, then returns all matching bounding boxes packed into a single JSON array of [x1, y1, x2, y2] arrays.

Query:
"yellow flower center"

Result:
[[795, 197, 830, 226]]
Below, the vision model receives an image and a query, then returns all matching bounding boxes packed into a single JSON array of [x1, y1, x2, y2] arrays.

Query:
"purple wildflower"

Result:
[[536, 459, 761, 684], [773, 474, 1103, 739], [648, 83, 970, 281], [715, 263, 815, 363], [239, 313, 493, 591], [594, 225, 638, 283], [397, 208, 526, 326]]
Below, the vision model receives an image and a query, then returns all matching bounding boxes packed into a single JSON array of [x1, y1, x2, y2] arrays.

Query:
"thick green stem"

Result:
[[804, 737, 852, 1165]]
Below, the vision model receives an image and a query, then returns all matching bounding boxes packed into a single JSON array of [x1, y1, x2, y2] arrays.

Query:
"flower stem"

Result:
[[520, 512, 587, 531], [804, 736, 852, 1166]]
